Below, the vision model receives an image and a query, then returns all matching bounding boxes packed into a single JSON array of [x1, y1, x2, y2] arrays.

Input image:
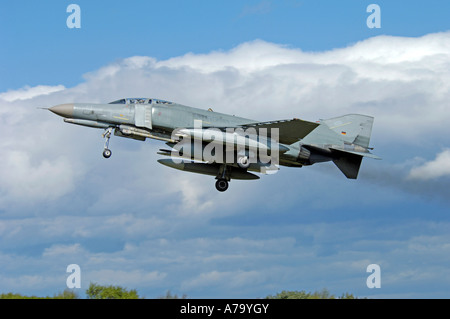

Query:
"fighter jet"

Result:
[[48, 98, 380, 192]]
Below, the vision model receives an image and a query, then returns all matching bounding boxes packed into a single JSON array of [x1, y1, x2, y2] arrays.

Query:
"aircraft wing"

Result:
[[240, 119, 320, 145]]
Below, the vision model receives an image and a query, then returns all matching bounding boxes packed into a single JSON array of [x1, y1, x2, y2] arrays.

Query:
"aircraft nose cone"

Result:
[[49, 103, 74, 118]]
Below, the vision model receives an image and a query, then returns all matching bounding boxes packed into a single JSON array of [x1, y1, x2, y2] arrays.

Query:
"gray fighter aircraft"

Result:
[[48, 98, 380, 192]]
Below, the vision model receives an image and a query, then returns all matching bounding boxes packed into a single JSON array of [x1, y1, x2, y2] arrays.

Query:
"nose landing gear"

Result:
[[102, 127, 114, 158]]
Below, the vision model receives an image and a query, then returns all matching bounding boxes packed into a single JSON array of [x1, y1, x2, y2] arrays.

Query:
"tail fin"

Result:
[[322, 114, 374, 148], [322, 114, 378, 179]]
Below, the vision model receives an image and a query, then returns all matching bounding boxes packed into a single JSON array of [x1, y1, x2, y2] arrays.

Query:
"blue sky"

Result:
[[2, 0, 449, 91], [1, 0, 450, 299]]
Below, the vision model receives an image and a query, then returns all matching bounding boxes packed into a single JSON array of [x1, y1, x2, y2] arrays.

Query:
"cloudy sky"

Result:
[[1, 0, 450, 298]]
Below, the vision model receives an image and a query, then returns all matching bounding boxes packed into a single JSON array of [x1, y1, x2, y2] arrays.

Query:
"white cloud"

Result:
[[2, 32, 450, 298], [42, 243, 86, 257], [0, 151, 77, 203], [0, 85, 65, 102], [93, 33, 450, 144], [408, 149, 450, 180], [1, 32, 450, 207], [2, 32, 450, 208]]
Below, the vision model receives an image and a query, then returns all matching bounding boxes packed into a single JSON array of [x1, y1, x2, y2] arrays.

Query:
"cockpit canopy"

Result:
[[109, 98, 173, 105]]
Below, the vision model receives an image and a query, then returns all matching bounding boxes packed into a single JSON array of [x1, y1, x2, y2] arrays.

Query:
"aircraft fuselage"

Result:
[[48, 98, 379, 191]]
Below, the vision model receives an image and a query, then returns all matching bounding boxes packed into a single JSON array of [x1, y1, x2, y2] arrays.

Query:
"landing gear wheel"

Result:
[[103, 149, 112, 159], [215, 179, 229, 192]]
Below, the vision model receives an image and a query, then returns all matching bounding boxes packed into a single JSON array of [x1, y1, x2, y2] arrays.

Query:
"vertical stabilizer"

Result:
[[322, 114, 374, 148]]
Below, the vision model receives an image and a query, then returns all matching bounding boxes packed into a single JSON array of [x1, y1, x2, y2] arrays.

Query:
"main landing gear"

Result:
[[215, 179, 229, 192], [215, 164, 231, 192], [102, 127, 113, 158]]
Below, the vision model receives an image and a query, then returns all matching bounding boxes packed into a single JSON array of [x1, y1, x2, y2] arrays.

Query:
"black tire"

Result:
[[215, 179, 229, 192], [103, 149, 112, 159]]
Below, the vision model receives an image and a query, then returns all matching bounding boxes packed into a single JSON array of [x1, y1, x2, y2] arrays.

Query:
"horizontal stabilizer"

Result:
[[330, 148, 364, 179], [330, 147, 381, 160], [332, 155, 362, 179], [240, 119, 319, 145]]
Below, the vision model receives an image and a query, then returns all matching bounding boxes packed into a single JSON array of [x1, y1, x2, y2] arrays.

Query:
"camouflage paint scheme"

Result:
[[48, 98, 380, 192]]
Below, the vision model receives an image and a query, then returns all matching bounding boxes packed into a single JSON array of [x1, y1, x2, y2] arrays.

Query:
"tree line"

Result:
[[0, 283, 359, 299]]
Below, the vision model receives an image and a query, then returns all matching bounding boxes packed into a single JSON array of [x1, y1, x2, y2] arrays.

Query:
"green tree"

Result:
[[54, 289, 80, 299], [157, 290, 188, 299], [266, 289, 359, 299], [0, 289, 79, 299], [0, 293, 37, 299], [86, 283, 140, 299]]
